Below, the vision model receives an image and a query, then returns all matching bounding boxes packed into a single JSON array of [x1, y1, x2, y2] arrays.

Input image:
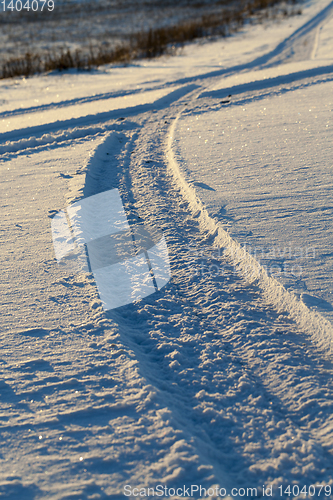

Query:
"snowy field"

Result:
[[1, 0, 333, 498], [0, 0, 242, 68]]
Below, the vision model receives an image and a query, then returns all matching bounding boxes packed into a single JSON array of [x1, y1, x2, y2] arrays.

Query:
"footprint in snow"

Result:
[[59, 173, 73, 179], [19, 327, 49, 337], [301, 293, 333, 310], [193, 181, 215, 191]]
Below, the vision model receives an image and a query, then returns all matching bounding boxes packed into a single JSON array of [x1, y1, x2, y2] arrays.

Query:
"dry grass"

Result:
[[0, 0, 302, 79]]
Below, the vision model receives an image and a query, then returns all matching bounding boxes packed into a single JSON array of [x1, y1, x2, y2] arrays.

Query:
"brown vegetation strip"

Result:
[[1, 0, 302, 79]]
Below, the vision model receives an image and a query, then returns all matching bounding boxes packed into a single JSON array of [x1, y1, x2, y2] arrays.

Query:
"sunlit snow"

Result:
[[1, 0, 333, 498]]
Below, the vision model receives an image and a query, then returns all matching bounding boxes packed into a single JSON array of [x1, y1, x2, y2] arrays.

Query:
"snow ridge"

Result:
[[166, 113, 333, 356]]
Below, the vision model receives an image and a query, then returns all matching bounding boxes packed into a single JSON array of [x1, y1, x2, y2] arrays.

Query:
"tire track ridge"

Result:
[[125, 114, 333, 489], [166, 110, 333, 356]]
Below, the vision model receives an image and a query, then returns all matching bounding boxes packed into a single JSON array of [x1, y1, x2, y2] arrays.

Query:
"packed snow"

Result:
[[1, 0, 333, 499]]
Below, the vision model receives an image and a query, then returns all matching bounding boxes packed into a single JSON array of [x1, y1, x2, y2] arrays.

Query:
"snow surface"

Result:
[[1, 0, 333, 498]]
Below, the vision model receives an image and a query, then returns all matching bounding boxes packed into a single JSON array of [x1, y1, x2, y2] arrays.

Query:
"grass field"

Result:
[[1, 0, 302, 78]]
